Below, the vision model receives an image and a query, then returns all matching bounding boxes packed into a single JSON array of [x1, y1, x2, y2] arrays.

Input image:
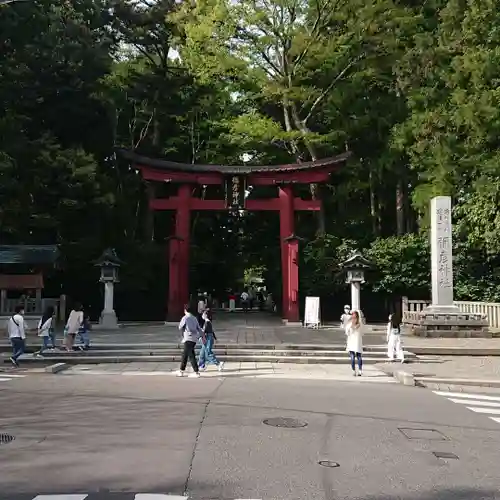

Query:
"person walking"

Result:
[[76, 309, 91, 350], [7, 304, 26, 367], [387, 312, 404, 363], [198, 309, 224, 372], [240, 290, 249, 312], [346, 309, 364, 376], [340, 305, 351, 331], [176, 304, 202, 378], [197, 295, 206, 326], [64, 303, 83, 352], [36, 305, 55, 355]]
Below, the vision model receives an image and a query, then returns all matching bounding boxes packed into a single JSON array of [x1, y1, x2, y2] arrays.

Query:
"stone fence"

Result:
[[402, 297, 500, 329]]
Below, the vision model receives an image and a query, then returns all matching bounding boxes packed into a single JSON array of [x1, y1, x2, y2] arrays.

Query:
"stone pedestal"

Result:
[[404, 310, 489, 337], [100, 309, 119, 330], [404, 196, 490, 337]]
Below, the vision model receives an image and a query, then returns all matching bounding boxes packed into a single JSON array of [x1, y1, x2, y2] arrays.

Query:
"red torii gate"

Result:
[[119, 150, 350, 323]]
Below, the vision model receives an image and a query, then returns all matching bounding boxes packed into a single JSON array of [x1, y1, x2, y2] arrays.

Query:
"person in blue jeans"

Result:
[[8, 304, 26, 367], [37, 305, 56, 355], [76, 311, 91, 350], [198, 309, 224, 372]]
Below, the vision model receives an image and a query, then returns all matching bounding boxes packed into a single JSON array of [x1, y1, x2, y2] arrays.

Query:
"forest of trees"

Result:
[[1, 0, 500, 320]]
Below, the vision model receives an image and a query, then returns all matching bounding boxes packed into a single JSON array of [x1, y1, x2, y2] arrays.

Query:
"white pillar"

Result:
[[100, 281, 118, 329], [104, 282, 114, 312], [351, 282, 361, 311], [426, 196, 459, 313]]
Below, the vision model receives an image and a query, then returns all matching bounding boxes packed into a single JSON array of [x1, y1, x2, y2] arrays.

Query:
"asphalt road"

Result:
[[0, 372, 500, 499]]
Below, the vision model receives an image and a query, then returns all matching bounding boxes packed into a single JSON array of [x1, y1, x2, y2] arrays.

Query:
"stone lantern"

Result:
[[339, 251, 372, 313], [95, 248, 122, 329]]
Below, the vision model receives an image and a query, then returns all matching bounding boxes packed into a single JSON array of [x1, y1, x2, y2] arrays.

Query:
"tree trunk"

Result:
[[290, 104, 325, 234], [396, 177, 405, 236], [369, 164, 379, 237], [144, 182, 155, 242]]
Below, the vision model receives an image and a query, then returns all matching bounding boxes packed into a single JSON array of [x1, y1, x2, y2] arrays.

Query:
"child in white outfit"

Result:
[[387, 313, 404, 363]]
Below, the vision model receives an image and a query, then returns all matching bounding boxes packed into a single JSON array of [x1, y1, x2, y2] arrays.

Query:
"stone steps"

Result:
[[5, 354, 411, 365], [1, 344, 416, 365], [31, 348, 416, 358], [0, 342, 396, 352]]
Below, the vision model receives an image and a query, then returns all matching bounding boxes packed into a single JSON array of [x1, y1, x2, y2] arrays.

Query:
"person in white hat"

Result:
[[340, 305, 351, 331]]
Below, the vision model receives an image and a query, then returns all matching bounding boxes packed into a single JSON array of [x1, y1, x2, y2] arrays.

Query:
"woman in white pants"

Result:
[[346, 310, 364, 376], [387, 313, 404, 363]]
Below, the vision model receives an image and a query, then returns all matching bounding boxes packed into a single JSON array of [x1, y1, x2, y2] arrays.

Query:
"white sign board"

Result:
[[304, 296, 320, 328]]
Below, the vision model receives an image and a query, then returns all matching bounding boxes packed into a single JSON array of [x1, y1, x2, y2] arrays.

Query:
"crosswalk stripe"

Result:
[[0, 377, 13, 382], [25, 496, 261, 499], [466, 406, 500, 415], [134, 495, 187, 499], [33, 495, 88, 500], [433, 391, 500, 425], [0, 373, 26, 378], [448, 398, 500, 407], [122, 372, 172, 376], [433, 390, 500, 402]]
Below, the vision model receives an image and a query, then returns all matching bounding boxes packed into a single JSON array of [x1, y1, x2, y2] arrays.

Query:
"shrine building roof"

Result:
[[117, 149, 351, 175], [0, 245, 59, 265]]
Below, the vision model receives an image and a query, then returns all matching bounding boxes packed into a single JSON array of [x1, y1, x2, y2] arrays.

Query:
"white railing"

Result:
[[0, 297, 65, 324], [402, 297, 500, 329]]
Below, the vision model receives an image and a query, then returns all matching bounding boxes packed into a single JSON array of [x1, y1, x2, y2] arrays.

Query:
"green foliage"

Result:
[[366, 234, 430, 296], [2, 0, 500, 319]]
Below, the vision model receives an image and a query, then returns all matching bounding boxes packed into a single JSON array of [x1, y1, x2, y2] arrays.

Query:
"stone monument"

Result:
[[404, 196, 489, 337]]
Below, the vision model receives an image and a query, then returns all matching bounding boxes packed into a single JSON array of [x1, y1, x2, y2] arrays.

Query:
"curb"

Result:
[[414, 376, 500, 389], [393, 370, 415, 386], [45, 363, 69, 374], [408, 346, 500, 356]]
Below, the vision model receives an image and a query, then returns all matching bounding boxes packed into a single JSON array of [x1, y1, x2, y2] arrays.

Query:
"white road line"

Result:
[[448, 398, 500, 407], [134, 495, 187, 499], [489, 417, 500, 424], [433, 391, 500, 402], [0, 373, 26, 378], [123, 372, 174, 376], [0, 377, 13, 382], [33, 495, 88, 500], [466, 406, 500, 415]]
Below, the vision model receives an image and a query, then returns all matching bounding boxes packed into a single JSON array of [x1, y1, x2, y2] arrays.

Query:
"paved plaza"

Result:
[[73, 312, 389, 345], [61, 361, 396, 383]]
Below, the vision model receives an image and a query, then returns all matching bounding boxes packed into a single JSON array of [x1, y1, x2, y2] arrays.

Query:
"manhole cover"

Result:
[[433, 451, 459, 460], [399, 428, 448, 441], [318, 460, 340, 468], [0, 434, 15, 445], [263, 417, 308, 428]]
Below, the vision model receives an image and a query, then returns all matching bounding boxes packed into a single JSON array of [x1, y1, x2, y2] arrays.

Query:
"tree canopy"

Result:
[[1, 0, 500, 320]]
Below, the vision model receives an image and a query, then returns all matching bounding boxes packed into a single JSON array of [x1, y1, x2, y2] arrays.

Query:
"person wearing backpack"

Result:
[[36, 305, 55, 355], [7, 304, 26, 367]]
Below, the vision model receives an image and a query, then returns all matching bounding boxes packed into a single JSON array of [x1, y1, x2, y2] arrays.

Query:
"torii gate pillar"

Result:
[[279, 186, 300, 324], [120, 148, 351, 324]]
